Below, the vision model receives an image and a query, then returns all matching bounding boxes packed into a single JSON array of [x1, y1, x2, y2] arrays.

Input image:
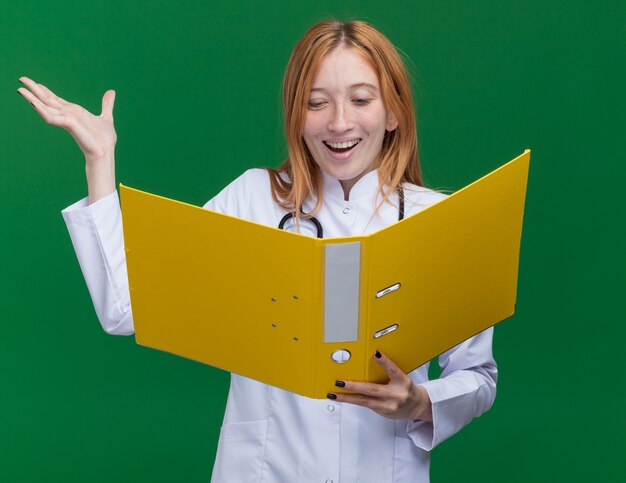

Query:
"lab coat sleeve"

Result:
[[405, 327, 498, 451], [61, 191, 134, 335], [60, 170, 256, 336]]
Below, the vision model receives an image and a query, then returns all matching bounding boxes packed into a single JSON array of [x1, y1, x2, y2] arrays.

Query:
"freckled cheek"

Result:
[[305, 109, 329, 126], [302, 129, 324, 159]]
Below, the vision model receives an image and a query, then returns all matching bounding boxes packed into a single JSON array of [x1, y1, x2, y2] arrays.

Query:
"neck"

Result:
[[338, 167, 376, 201], [339, 179, 354, 201]]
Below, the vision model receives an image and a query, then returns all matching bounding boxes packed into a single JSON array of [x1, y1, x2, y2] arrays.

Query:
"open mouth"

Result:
[[323, 139, 361, 153]]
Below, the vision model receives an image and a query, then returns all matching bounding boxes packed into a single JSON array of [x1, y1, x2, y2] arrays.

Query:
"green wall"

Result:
[[2, 1, 624, 481]]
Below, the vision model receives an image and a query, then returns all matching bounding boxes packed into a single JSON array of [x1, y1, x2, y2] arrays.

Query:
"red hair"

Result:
[[268, 20, 422, 217]]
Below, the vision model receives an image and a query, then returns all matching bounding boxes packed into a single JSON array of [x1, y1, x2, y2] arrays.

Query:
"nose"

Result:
[[328, 103, 353, 132]]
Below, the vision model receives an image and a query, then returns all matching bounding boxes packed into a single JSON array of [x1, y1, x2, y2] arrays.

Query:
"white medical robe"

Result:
[[62, 168, 497, 483]]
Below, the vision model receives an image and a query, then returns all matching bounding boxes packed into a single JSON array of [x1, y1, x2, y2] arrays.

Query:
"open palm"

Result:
[[18, 76, 117, 163]]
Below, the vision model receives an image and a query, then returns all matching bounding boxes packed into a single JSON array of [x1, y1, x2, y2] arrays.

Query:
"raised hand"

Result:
[[328, 351, 433, 421], [18, 76, 118, 202]]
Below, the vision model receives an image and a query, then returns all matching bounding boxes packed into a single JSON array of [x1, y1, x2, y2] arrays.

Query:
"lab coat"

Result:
[[62, 168, 497, 483]]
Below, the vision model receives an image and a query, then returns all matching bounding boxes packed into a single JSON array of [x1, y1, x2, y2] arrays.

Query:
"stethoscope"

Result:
[[277, 187, 405, 238]]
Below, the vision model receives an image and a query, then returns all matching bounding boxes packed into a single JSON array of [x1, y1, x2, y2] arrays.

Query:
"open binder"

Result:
[[120, 150, 530, 399]]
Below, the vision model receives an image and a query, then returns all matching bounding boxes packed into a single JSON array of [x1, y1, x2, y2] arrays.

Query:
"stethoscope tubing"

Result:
[[278, 210, 324, 238], [278, 187, 405, 239]]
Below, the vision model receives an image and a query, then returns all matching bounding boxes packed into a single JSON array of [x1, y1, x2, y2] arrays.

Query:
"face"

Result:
[[303, 46, 398, 191]]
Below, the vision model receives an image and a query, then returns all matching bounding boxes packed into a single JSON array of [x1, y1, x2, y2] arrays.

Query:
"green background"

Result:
[[1, 1, 624, 481]]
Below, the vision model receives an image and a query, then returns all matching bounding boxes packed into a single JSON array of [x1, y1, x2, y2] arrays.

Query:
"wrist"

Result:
[[86, 154, 116, 204], [410, 384, 433, 421], [85, 148, 115, 167]]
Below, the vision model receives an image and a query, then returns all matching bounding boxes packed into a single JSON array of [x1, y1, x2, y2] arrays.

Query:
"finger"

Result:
[[18, 76, 62, 108], [37, 83, 66, 105], [18, 88, 60, 114], [101, 90, 116, 120], [330, 392, 401, 418], [372, 351, 406, 383], [338, 379, 390, 398], [331, 392, 379, 409], [29, 98, 64, 126]]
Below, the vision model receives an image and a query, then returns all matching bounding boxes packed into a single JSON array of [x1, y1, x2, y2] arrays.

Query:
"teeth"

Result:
[[326, 140, 359, 149]]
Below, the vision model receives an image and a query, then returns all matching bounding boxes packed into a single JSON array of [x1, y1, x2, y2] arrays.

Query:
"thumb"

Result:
[[101, 89, 116, 119]]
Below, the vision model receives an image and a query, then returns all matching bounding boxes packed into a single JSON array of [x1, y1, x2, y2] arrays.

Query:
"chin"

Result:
[[320, 163, 360, 180]]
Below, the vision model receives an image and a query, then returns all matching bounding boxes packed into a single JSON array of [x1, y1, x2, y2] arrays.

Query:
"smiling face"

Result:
[[303, 46, 398, 194]]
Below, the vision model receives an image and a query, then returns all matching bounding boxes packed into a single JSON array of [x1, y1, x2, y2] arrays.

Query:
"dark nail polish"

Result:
[[335, 380, 345, 388], [327, 393, 337, 400], [375, 351, 382, 359]]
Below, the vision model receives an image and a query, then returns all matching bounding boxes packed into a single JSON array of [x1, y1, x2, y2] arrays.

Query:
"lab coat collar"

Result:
[[320, 168, 381, 202]]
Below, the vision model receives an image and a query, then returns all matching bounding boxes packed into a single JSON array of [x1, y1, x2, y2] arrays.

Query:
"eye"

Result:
[[352, 98, 371, 106], [307, 100, 327, 110]]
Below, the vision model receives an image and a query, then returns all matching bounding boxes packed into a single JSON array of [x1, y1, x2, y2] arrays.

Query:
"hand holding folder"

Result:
[[120, 150, 530, 399]]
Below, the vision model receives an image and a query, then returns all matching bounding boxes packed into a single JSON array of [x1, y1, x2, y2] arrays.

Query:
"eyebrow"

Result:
[[310, 82, 379, 93]]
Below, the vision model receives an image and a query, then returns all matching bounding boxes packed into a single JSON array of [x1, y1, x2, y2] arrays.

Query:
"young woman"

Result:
[[19, 19, 497, 483]]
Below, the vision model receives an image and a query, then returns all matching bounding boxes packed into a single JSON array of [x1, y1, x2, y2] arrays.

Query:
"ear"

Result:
[[386, 110, 399, 132]]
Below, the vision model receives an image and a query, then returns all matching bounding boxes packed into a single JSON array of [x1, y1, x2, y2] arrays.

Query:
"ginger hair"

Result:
[[268, 19, 422, 218]]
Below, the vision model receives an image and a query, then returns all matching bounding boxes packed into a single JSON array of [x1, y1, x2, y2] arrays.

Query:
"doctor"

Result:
[[18, 19, 497, 483]]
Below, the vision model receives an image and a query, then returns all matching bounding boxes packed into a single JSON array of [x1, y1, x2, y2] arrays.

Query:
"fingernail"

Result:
[[375, 351, 382, 359], [327, 393, 337, 400], [335, 380, 345, 388]]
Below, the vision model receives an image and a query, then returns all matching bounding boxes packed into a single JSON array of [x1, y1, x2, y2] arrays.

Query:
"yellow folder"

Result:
[[120, 150, 530, 399]]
